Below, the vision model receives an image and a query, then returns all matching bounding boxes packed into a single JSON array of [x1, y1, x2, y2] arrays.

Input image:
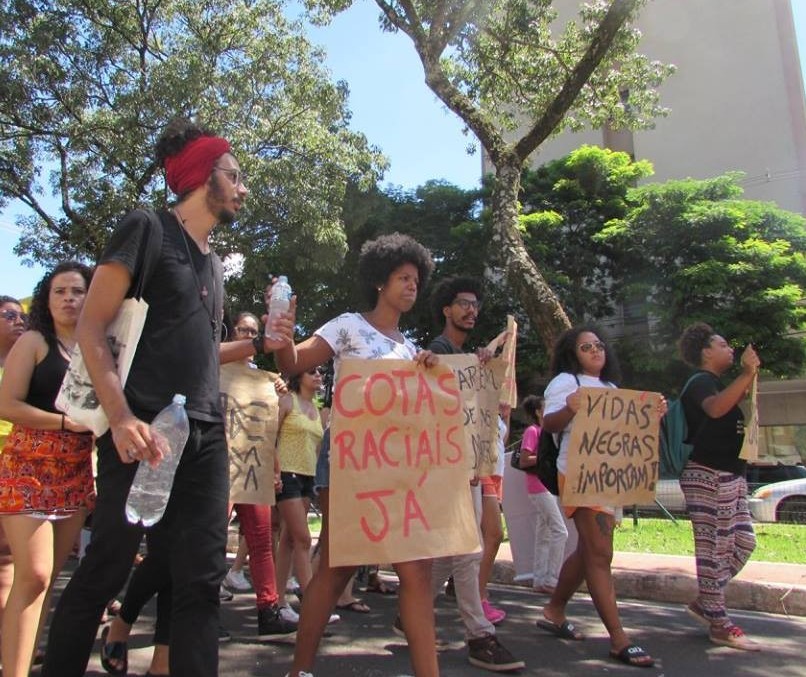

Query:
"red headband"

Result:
[[164, 136, 231, 196]]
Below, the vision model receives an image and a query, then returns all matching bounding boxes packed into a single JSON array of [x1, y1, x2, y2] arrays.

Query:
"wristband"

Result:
[[252, 333, 265, 355]]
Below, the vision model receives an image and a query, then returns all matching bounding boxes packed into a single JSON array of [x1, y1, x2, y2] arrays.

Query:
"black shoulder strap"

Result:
[[557, 374, 581, 446], [129, 209, 164, 299]]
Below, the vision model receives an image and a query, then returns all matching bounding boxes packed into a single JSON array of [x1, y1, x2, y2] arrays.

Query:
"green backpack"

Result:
[[659, 373, 706, 479]]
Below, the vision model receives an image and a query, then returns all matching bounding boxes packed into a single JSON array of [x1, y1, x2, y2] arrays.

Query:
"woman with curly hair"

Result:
[[537, 325, 658, 668], [0, 262, 95, 676], [276, 232, 441, 677], [677, 322, 761, 651]]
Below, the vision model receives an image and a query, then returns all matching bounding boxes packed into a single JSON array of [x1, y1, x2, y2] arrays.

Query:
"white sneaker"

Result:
[[279, 604, 300, 623], [284, 672, 314, 677], [224, 568, 251, 592], [278, 605, 337, 624]]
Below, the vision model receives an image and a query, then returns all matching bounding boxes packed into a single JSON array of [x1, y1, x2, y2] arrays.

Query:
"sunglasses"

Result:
[[577, 341, 606, 353], [307, 367, 322, 375], [0, 309, 28, 324]]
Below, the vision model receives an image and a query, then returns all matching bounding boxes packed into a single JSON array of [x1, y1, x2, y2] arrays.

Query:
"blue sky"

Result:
[[1, 2, 805, 299]]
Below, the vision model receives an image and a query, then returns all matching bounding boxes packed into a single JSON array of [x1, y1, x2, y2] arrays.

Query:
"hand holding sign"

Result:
[[329, 359, 479, 567], [439, 355, 507, 479], [563, 387, 663, 507], [219, 362, 281, 506], [739, 375, 759, 461]]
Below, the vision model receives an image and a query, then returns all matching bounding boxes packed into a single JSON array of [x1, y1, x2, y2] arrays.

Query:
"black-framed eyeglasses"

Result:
[[234, 325, 258, 337], [453, 298, 481, 311], [0, 309, 28, 324], [214, 166, 246, 186], [577, 341, 606, 353]]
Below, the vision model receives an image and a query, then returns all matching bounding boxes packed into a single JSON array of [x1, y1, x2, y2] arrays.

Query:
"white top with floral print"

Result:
[[314, 312, 418, 381]]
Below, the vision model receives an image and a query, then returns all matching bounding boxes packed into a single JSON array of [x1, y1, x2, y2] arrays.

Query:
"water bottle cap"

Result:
[[172, 394, 187, 406]]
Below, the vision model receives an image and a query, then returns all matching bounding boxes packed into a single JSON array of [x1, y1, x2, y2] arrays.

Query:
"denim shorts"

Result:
[[276, 472, 315, 502], [314, 428, 330, 490]]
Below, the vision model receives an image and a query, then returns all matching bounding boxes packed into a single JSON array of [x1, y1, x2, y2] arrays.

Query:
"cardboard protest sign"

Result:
[[440, 355, 506, 479], [219, 362, 280, 505], [739, 375, 759, 461], [329, 359, 480, 567], [563, 387, 662, 507], [500, 316, 518, 408]]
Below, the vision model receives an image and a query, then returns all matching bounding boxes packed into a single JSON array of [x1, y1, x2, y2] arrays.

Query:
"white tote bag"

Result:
[[56, 298, 150, 436], [56, 210, 163, 436]]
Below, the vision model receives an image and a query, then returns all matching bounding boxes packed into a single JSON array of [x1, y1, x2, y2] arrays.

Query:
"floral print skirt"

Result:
[[0, 425, 95, 516]]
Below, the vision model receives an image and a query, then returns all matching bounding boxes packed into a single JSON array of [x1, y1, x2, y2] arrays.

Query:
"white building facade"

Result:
[[484, 0, 806, 214]]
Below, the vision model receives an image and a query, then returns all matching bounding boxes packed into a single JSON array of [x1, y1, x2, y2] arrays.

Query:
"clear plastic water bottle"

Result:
[[125, 394, 189, 527], [267, 275, 292, 339]]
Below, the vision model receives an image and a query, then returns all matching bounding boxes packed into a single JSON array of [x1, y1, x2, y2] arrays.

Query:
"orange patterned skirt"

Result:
[[0, 425, 95, 516]]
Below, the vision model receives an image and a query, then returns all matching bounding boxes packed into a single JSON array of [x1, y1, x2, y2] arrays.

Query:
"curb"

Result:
[[490, 560, 806, 617]]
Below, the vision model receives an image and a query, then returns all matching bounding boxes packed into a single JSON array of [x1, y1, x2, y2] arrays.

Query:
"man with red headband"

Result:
[[43, 119, 294, 677]]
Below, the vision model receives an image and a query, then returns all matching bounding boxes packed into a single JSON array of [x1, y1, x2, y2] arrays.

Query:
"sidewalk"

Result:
[[491, 542, 806, 617], [231, 525, 806, 616]]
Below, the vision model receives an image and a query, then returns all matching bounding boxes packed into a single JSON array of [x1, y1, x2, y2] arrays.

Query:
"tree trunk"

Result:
[[491, 159, 571, 350]]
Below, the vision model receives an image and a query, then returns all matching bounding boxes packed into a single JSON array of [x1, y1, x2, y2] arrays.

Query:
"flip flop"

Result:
[[100, 625, 128, 675], [535, 618, 584, 640], [609, 644, 655, 668], [336, 599, 371, 613], [366, 580, 397, 595], [533, 584, 556, 595]]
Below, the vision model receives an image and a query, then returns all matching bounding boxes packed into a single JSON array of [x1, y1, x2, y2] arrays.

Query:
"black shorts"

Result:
[[276, 472, 316, 502]]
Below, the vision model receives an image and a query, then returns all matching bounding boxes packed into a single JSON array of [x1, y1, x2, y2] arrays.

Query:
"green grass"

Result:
[[613, 518, 806, 564], [310, 514, 805, 564]]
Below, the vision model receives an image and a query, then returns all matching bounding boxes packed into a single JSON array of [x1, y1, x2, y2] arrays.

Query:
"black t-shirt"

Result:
[[427, 335, 462, 355], [100, 209, 223, 422], [681, 370, 746, 474]]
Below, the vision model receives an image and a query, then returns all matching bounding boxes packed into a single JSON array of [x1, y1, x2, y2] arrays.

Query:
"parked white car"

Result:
[[748, 478, 806, 524]]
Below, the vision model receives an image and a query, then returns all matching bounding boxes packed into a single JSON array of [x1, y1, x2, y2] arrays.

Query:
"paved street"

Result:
[[46, 567, 806, 677]]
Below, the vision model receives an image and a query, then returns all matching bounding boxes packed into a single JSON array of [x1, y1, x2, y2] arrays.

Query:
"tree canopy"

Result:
[[519, 144, 653, 321], [0, 0, 384, 297], [327, 150, 806, 394], [599, 173, 806, 390], [305, 0, 674, 349]]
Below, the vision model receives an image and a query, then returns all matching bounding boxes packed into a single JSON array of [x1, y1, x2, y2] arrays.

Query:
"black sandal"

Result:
[[609, 644, 654, 668], [100, 625, 128, 675]]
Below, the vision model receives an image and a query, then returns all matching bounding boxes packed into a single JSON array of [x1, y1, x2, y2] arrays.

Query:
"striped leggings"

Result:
[[680, 461, 756, 627]]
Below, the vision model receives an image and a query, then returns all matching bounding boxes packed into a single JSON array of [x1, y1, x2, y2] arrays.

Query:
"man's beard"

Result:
[[448, 317, 472, 335], [206, 173, 238, 224]]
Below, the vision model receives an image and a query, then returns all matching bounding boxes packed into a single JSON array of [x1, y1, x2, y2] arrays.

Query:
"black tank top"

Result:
[[25, 337, 69, 413]]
